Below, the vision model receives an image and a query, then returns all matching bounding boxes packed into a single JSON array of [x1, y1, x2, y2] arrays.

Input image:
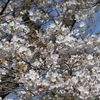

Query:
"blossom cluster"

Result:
[[0, 0, 100, 100]]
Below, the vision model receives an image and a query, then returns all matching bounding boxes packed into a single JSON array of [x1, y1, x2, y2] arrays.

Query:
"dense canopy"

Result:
[[0, 0, 100, 100]]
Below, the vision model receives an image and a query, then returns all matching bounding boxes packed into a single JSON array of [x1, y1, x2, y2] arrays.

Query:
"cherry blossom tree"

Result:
[[0, 0, 100, 100]]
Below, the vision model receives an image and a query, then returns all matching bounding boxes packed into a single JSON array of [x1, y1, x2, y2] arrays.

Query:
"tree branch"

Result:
[[0, 0, 10, 15]]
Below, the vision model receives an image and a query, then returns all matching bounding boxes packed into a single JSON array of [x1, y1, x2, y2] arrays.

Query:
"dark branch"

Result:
[[22, 11, 41, 31], [0, 0, 10, 15]]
